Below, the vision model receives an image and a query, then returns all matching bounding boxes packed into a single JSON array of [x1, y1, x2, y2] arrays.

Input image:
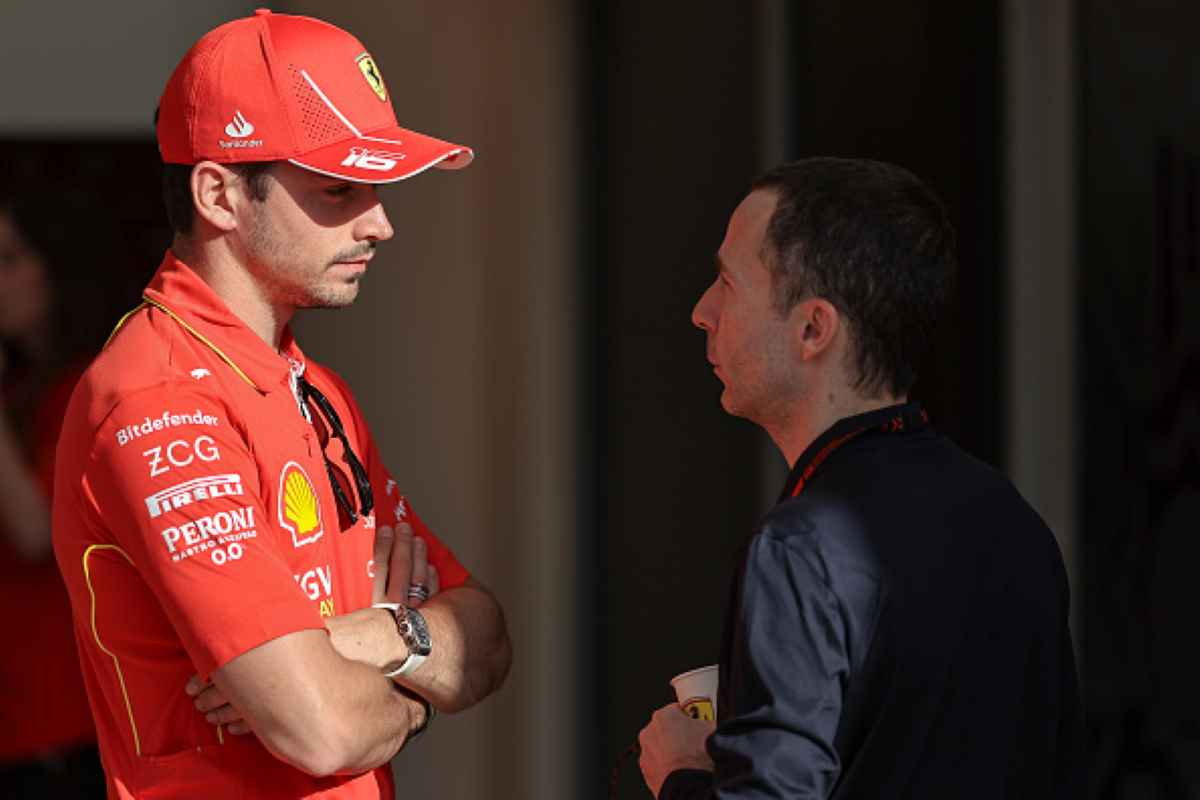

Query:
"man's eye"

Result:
[[326, 185, 354, 198]]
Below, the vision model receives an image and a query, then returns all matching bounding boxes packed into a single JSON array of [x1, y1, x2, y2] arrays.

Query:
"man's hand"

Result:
[[330, 526, 439, 668], [638, 703, 716, 798], [188, 527, 442, 731], [187, 674, 251, 736], [371, 522, 440, 606]]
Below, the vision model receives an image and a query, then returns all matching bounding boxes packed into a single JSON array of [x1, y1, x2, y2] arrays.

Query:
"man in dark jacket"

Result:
[[638, 158, 1085, 798]]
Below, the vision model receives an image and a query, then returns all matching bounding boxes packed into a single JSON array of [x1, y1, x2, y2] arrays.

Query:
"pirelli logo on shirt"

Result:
[[145, 474, 244, 519]]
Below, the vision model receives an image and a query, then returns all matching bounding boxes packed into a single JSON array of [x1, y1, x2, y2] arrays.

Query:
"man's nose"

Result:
[[692, 283, 716, 331], [359, 198, 394, 242]]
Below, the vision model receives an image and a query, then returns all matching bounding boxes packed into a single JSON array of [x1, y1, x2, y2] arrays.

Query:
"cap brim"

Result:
[[288, 125, 473, 184]]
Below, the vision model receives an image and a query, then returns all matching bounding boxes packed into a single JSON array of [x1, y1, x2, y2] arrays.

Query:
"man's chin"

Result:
[[718, 388, 742, 417], [719, 388, 761, 423], [300, 285, 360, 310]]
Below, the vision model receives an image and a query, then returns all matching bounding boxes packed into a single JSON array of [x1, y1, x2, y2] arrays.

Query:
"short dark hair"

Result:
[[751, 158, 957, 398], [160, 161, 274, 236]]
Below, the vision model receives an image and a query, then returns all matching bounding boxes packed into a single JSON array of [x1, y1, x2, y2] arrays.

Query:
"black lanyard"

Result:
[[788, 404, 929, 499]]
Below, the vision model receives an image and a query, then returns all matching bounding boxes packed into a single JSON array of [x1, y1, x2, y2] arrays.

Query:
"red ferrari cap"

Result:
[[157, 9, 473, 183]]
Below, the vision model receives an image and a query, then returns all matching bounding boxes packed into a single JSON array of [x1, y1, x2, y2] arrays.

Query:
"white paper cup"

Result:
[[670, 665, 718, 721]]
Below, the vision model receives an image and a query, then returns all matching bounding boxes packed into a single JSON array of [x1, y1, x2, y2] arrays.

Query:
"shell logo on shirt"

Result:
[[279, 461, 324, 548]]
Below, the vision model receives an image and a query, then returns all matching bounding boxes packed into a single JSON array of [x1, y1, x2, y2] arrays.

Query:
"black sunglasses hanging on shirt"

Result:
[[295, 373, 374, 523]]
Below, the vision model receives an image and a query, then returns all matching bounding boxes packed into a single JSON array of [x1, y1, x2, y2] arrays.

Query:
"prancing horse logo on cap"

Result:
[[356, 54, 387, 102]]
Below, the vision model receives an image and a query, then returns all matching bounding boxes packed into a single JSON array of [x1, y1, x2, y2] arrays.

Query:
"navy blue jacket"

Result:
[[662, 403, 1085, 799]]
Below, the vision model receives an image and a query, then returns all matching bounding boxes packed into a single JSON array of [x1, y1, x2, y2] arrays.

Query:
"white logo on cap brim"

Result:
[[341, 146, 405, 172]]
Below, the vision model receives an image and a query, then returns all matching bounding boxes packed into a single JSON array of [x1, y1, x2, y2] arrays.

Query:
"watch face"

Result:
[[406, 608, 432, 655]]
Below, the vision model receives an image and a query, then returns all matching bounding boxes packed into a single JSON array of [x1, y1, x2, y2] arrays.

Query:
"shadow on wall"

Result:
[[0, 138, 167, 794], [0, 139, 168, 346]]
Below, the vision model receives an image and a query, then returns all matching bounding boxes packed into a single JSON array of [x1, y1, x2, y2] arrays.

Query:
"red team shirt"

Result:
[[52, 252, 469, 798]]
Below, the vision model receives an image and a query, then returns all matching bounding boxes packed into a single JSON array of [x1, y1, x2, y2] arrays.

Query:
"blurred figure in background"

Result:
[[0, 197, 104, 796]]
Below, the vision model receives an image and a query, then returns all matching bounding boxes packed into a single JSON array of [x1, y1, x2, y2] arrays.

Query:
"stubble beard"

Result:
[[244, 216, 364, 311], [298, 260, 364, 310], [300, 242, 377, 309], [297, 279, 360, 310], [723, 335, 799, 430]]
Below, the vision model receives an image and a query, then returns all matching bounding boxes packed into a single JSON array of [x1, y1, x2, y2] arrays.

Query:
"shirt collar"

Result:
[[778, 401, 929, 502], [142, 250, 305, 394]]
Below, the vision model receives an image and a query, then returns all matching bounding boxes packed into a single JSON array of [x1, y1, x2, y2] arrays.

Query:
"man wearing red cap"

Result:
[[52, 10, 511, 798]]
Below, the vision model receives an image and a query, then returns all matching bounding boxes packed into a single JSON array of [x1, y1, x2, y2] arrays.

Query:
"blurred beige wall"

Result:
[[285, 2, 581, 798], [1004, 0, 1079, 621], [1, 2, 581, 797]]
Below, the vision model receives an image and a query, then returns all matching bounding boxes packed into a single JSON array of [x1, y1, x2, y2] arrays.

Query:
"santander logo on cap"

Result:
[[224, 111, 255, 138], [218, 109, 263, 151], [156, 9, 473, 184]]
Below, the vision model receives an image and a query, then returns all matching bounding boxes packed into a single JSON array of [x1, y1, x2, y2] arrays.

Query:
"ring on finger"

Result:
[[408, 584, 430, 602]]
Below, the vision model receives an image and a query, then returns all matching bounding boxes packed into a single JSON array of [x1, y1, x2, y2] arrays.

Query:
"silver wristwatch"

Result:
[[373, 602, 432, 677]]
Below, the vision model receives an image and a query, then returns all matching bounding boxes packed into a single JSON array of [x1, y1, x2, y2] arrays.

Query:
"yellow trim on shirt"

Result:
[[105, 302, 148, 348], [81, 543, 227, 752], [141, 298, 259, 391], [82, 544, 142, 757], [104, 297, 260, 391]]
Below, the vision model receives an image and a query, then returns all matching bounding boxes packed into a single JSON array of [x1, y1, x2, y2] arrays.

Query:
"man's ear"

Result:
[[792, 297, 841, 362], [191, 161, 243, 233]]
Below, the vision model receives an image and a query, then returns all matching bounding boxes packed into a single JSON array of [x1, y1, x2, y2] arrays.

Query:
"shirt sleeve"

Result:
[[381, 488, 471, 591], [705, 529, 848, 798], [660, 769, 715, 799], [84, 384, 324, 677]]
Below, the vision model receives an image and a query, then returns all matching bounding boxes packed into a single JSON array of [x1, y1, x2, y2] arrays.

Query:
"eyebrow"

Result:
[[715, 253, 728, 275]]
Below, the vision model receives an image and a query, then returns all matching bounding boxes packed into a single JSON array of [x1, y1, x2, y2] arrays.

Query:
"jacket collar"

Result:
[[778, 401, 929, 502]]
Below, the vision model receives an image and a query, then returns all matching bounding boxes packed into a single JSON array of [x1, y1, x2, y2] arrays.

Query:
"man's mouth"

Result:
[[332, 245, 376, 266]]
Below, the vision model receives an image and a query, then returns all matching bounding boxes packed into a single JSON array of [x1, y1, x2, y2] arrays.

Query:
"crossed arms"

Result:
[[194, 522, 511, 776], [84, 385, 510, 777], [202, 585, 509, 776]]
